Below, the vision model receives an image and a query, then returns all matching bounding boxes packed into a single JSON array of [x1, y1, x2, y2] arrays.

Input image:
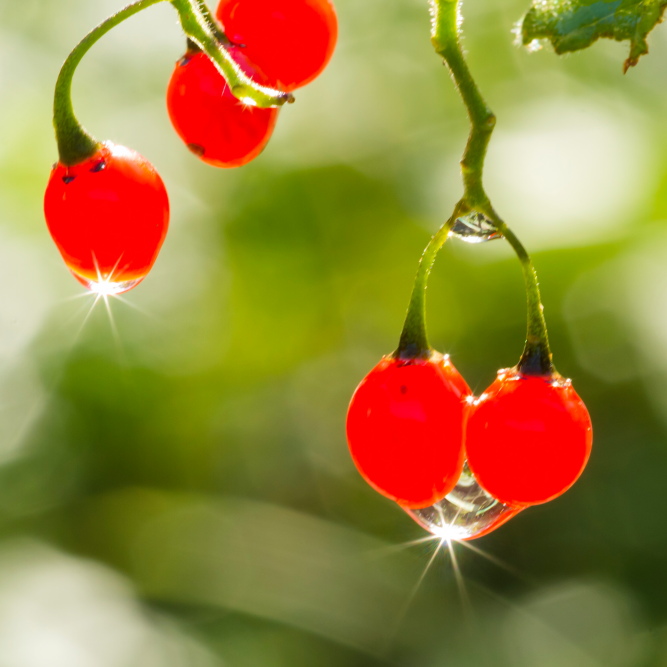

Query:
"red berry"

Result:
[[346, 352, 472, 509], [167, 48, 279, 168], [44, 141, 169, 294], [216, 0, 338, 91], [465, 368, 593, 507]]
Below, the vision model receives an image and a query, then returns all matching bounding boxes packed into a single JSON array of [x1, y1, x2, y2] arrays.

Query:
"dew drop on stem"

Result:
[[449, 212, 502, 244]]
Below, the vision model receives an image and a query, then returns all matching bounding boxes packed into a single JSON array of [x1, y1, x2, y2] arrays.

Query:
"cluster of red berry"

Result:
[[167, 0, 337, 167], [44, 0, 337, 294], [42, 1, 593, 541], [346, 350, 592, 534]]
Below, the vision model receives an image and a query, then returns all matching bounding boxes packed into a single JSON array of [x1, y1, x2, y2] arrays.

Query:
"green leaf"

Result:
[[520, 0, 667, 71]]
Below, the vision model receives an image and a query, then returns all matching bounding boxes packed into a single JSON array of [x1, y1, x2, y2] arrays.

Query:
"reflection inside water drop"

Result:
[[525, 39, 544, 53], [404, 463, 521, 540], [449, 212, 502, 244]]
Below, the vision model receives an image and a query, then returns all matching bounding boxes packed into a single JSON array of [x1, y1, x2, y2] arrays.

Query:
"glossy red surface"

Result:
[[216, 0, 338, 91], [466, 369, 593, 507], [167, 49, 279, 168], [44, 142, 169, 289], [346, 353, 472, 509]]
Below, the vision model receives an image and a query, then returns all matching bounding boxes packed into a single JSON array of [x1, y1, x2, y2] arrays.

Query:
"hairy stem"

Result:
[[430, 0, 495, 208], [191, 0, 229, 43]]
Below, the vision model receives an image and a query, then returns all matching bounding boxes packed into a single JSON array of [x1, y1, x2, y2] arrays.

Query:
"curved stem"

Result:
[[484, 208, 554, 375], [54, 0, 167, 165], [426, 0, 553, 375], [192, 0, 229, 43], [396, 204, 464, 359], [170, 0, 293, 107], [430, 0, 495, 208]]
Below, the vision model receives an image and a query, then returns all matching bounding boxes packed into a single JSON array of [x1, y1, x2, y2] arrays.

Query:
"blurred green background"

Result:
[[1, 0, 667, 664]]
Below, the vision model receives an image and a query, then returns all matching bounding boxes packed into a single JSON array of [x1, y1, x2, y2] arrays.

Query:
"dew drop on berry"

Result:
[[72, 273, 145, 296], [449, 212, 502, 244], [525, 39, 545, 53], [403, 463, 521, 540]]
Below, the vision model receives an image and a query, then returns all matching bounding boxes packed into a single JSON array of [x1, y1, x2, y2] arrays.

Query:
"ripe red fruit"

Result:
[[216, 0, 338, 91], [167, 48, 279, 168], [465, 368, 593, 508], [44, 141, 169, 294], [346, 352, 472, 509]]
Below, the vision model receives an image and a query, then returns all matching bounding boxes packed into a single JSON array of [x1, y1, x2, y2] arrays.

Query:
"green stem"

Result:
[[429, 0, 553, 375], [430, 0, 495, 208], [396, 204, 464, 359], [191, 0, 229, 43], [484, 208, 554, 375], [170, 0, 293, 107], [54, 0, 167, 165]]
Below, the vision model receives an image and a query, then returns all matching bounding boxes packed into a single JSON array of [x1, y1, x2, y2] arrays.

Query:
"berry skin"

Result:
[[167, 48, 279, 168], [465, 368, 593, 508], [44, 141, 169, 294], [346, 352, 472, 510], [216, 0, 338, 91]]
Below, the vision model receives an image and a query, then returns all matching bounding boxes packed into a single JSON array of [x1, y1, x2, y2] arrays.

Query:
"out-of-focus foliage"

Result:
[[521, 0, 667, 70], [1, 0, 667, 664]]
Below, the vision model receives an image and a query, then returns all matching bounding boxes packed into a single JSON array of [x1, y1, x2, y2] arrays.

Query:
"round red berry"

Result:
[[44, 141, 169, 294], [167, 48, 279, 168], [465, 369, 593, 507], [216, 0, 338, 91], [346, 352, 472, 509]]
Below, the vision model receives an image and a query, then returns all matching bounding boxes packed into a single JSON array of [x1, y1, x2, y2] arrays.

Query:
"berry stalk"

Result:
[[430, 0, 495, 210], [54, 0, 168, 165], [396, 204, 462, 359], [429, 0, 553, 375], [489, 214, 554, 375]]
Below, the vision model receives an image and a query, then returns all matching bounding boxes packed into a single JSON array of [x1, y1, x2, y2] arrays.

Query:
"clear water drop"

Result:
[[404, 463, 521, 541], [449, 212, 502, 244], [525, 39, 544, 53], [71, 271, 144, 296]]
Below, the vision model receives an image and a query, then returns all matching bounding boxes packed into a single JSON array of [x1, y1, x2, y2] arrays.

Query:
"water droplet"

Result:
[[62, 175, 76, 185], [71, 270, 144, 296], [449, 212, 502, 244], [404, 463, 521, 540], [526, 39, 545, 53], [90, 160, 106, 173]]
